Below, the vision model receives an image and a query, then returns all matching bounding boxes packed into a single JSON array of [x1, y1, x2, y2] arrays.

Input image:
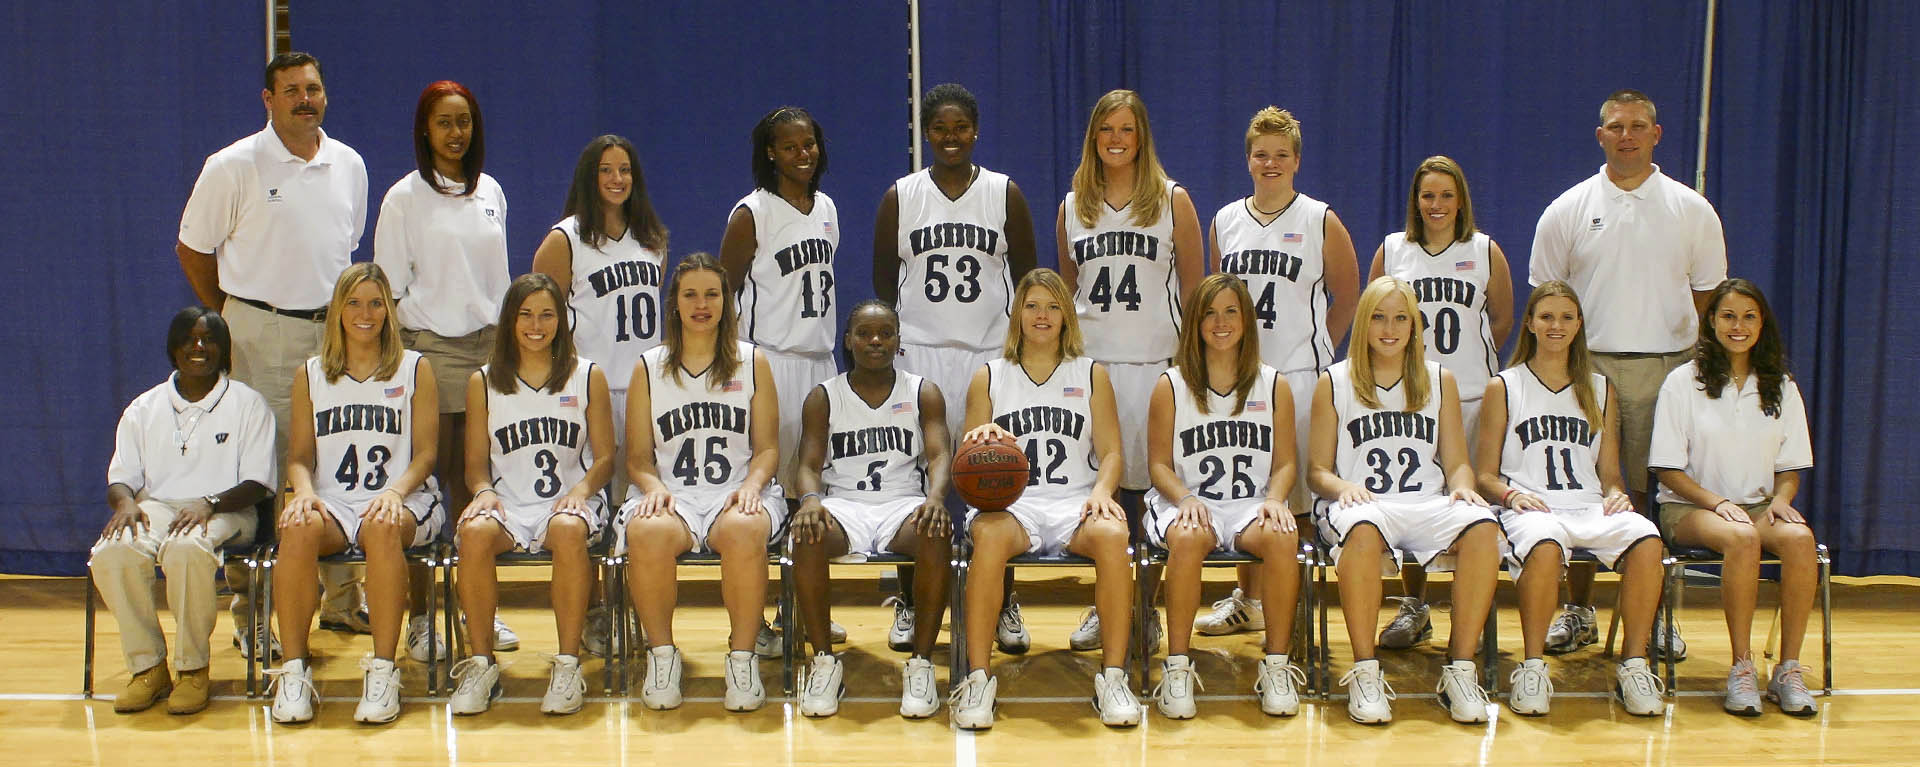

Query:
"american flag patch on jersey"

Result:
[[723, 380, 744, 393], [384, 386, 405, 398], [559, 395, 578, 408], [891, 401, 913, 414], [1064, 386, 1085, 398], [1455, 260, 1476, 271], [1247, 400, 1267, 412], [1282, 232, 1303, 243], [822, 221, 835, 236]]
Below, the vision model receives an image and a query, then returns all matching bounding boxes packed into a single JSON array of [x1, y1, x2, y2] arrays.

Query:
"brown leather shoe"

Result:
[[113, 665, 172, 713], [167, 667, 211, 715]]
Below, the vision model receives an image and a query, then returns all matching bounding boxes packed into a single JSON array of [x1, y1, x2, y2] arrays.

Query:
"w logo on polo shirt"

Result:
[[215, 433, 230, 444], [266, 188, 284, 203]]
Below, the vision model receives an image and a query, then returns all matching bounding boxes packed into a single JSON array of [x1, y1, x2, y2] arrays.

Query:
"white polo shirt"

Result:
[[1648, 361, 1812, 505], [372, 170, 509, 336], [1529, 165, 1726, 354], [178, 123, 369, 311], [106, 374, 277, 500]]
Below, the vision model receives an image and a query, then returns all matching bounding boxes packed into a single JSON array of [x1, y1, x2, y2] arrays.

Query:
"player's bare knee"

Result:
[[1166, 525, 1215, 557]]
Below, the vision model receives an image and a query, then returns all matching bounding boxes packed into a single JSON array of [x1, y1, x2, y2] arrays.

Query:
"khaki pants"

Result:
[[1591, 351, 1692, 492], [88, 499, 259, 674]]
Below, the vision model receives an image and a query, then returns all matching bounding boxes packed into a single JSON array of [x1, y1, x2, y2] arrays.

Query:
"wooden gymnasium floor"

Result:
[[4, 568, 1916, 766]]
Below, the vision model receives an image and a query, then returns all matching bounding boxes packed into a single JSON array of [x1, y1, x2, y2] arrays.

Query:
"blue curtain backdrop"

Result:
[[4, 1, 1916, 576]]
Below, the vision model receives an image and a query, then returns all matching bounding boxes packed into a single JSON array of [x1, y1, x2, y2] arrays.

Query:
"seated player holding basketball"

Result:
[[1471, 280, 1665, 717], [268, 264, 444, 725], [91, 306, 275, 715], [789, 300, 954, 719], [1308, 276, 1499, 725], [1145, 274, 1304, 719], [449, 273, 616, 717], [621, 254, 785, 713], [948, 268, 1139, 730]]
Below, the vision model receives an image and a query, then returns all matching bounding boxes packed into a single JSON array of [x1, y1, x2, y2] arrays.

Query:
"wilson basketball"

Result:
[[951, 440, 1030, 511]]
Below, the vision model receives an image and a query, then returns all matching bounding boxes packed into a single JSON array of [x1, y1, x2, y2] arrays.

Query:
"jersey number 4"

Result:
[[333, 444, 392, 492], [1087, 265, 1142, 312]]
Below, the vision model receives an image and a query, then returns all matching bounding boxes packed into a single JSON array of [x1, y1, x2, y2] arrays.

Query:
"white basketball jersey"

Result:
[[819, 371, 926, 503], [1328, 360, 1446, 502], [1213, 194, 1333, 374], [737, 189, 840, 354], [305, 350, 439, 509], [1380, 232, 1498, 400], [986, 356, 1100, 502], [1497, 367, 1607, 509], [556, 215, 665, 391], [483, 360, 599, 512], [895, 167, 1013, 350], [644, 341, 758, 496], [1165, 365, 1279, 503], [1063, 181, 1182, 363]]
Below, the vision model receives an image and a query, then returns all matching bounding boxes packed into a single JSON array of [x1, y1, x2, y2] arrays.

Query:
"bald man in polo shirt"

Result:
[[176, 51, 370, 650], [1529, 88, 1726, 658]]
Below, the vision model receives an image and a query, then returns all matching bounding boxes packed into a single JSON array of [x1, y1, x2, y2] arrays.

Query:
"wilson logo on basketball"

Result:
[[975, 476, 1022, 489], [967, 451, 1021, 466]]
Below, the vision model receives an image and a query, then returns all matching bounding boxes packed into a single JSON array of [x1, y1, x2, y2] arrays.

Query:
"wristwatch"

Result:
[[202, 493, 221, 511]]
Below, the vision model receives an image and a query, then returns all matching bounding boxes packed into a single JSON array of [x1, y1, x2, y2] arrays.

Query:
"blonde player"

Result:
[[268, 264, 442, 724], [948, 269, 1139, 730], [621, 254, 784, 713], [1368, 156, 1514, 650], [1473, 281, 1665, 717], [1146, 274, 1304, 719], [1205, 106, 1360, 638], [790, 301, 954, 718], [448, 273, 616, 717], [1056, 89, 1203, 651], [1308, 276, 1499, 725]]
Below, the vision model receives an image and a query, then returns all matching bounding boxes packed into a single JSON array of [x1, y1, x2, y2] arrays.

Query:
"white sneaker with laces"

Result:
[[1068, 607, 1103, 651], [1436, 659, 1491, 723], [1340, 658, 1395, 724], [1376, 596, 1432, 649], [492, 618, 520, 651], [640, 645, 683, 710], [1766, 659, 1817, 716], [1544, 603, 1596, 655], [1092, 667, 1141, 727], [1614, 657, 1665, 716], [829, 620, 848, 644], [233, 623, 282, 662], [1724, 657, 1763, 716], [900, 656, 939, 719], [754, 620, 780, 657], [582, 606, 612, 657], [1153, 655, 1200, 719], [267, 658, 317, 723], [448, 656, 502, 715], [799, 653, 846, 717], [541, 654, 586, 715], [353, 656, 402, 724], [1651, 612, 1689, 661], [949, 669, 997, 730], [884, 596, 915, 652], [406, 614, 447, 663], [1254, 654, 1306, 716], [1196, 587, 1265, 636], [1507, 657, 1553, 716], [723, 650, 765, 711], [997, 594, 1031, 654]]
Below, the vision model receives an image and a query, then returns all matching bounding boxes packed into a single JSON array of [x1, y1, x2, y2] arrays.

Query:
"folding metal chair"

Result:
[[1131, 543, 1319, 695], [608, 548, 795, 696], [259, 538, 451, 694], [443, 536, 624, 695]]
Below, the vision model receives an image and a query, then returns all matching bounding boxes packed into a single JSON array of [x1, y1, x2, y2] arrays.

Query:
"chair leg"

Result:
[[1482, 588, 1499, 694], [949, 551, 970, 692], [1820, 547, 1833, 694], [1662, 557, 1679, 697], [1317, 548, 1331, 700], [425, 550, 441, 696], [252, 551, 269, 698], [781, 550, 798, 697], [1764, 604, 1782, 661], [84, 570, 96, 698], [1603, 600, 1622, 659], [1133, 551, 1153, 696]]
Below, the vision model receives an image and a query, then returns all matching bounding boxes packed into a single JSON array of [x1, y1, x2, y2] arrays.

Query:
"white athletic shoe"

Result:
[[1254, 654, 1306, 717], [353, 656, 402, 724], [640, 645, 683, 710], [1340, 658, 1395, 724], [406, 614, 447, 663], [583, 606, 612, 658], [949, 669, 997, 730], [997, 594, 1031, 654], [1068, 607, 1164, 652], [830, 620, 848, 644], [233, 623, 282, 662], [1436, 659, 1491, 723], [1196, 588, 1265, 636], [1766, 659, 1817, 716], [723, 650, 765, 712], [267, 658, 317, 724], [448, 656, 502, 715], [1507, 657, 1553, 716], [492, 618, 520, 652], [1376, 596, 1432, 649], [900, 656, 939, 719], [754, 621, 781, 657], [884, 596, 916, 652], [1614, 657, 1665, 716], [1651, 612, 1689, 661], [799, 653, 846, 718], [541, 654, 586, 715], [319, 603, 373, 634], [1544, 604, 1596, 655], [1724, 657, 1763, 716], [1092, 667, 1142, 727], [1152, 655, 1200, 720]]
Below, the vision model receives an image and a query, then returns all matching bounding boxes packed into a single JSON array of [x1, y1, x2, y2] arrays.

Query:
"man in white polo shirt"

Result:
[[175, 51, 370, 647], [1530, 89, 1726, 658]]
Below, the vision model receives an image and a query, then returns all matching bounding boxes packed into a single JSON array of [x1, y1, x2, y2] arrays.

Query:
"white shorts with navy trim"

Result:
[[321, 492, 442, 553], [822, 495, 924, 560], [966, 494, 1086, 557], [460, 497, 607, 555], [1144, 491, 1262, 552], [614, 484, 787, 555], [1315, 495, 1495, 576], [1499, 504, 1660, 579]]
